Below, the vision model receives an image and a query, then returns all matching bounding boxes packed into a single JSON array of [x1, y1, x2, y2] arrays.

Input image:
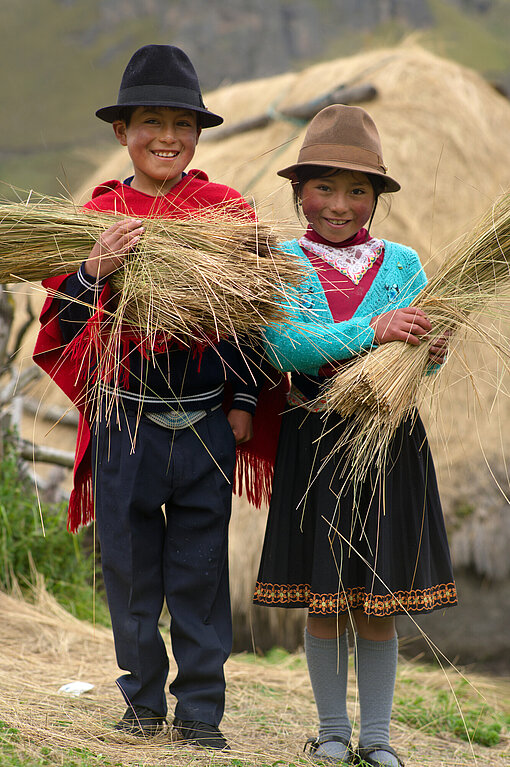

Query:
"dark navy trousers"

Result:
[[91, 407, 236, 726]]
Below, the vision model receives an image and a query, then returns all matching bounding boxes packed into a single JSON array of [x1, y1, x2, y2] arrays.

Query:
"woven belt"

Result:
[[145, 402, 221, 430], [287, 383, 328, 413]]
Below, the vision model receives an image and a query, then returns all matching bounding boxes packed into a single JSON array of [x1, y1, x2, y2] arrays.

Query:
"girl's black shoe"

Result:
[[355, 744, 405, 766], [304, 735, 356, 764]]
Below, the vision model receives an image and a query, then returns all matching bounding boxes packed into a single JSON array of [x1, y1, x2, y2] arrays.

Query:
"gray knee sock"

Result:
[[304, 628, 352, 760], [355, 634, 399, 767]]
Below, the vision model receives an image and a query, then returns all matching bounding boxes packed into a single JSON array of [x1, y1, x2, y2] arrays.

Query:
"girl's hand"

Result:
[[227, 409, 253, 445], [370, 307, 432, 346], [428, 331, 451, 364], [84, 218, 144, 279]]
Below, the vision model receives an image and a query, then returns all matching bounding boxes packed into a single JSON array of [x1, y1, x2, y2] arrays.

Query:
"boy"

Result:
[[34, 44, 264, 750]]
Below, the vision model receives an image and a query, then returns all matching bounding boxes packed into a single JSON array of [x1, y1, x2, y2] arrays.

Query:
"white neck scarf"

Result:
[[299, 235, 384, 285]]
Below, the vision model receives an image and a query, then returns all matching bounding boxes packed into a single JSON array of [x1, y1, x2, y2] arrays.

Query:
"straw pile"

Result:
[[0, 194, 303, 345], [324, 192, 510, 485]]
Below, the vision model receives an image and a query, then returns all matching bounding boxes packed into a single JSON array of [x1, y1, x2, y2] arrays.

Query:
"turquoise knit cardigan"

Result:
[[264, 238, 428, 375]]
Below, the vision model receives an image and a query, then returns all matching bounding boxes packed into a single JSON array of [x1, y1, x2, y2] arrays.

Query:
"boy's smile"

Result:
[[300, 170, 375, 243], [113, 106, 200, 196]]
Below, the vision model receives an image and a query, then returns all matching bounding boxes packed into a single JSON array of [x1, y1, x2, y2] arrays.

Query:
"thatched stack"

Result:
[[13, 43, 510, 659]]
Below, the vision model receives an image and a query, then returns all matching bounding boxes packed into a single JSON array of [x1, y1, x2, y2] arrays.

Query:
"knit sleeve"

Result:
[[58, 264, 109, 345], [379, 244, 443, 376], [262, 241, 430, 375], [392, 246, 428, 308], [263, 287, 375, 374], [227, 337, 266, 415]]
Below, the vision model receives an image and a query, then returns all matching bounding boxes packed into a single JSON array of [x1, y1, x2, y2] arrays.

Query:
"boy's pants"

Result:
[[91, 406, 236, 726]]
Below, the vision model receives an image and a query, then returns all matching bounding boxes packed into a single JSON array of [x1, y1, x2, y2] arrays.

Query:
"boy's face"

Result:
[[113, 106, 200, 196]]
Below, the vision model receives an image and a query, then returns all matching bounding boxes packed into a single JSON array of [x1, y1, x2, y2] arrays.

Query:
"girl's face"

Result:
[[299, 170, 375, 242]]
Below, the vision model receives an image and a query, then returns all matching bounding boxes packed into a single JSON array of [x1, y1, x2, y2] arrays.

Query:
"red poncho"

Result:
[[33, 171, 287, 531]]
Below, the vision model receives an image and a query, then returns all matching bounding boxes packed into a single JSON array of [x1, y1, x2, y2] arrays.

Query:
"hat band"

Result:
[[117, 84, 204, 108], [298, 143, 386, 173]]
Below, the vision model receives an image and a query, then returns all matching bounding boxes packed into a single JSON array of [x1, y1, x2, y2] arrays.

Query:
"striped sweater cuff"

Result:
[[231, 392, 258, 415], [76, 263, 109, 292]]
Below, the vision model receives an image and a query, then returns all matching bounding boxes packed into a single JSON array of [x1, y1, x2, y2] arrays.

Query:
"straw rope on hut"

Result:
[[10, 42, 510, 656]]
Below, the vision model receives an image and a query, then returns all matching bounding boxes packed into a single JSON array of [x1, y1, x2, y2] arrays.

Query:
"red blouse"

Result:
[[300, 225, 384, 322]]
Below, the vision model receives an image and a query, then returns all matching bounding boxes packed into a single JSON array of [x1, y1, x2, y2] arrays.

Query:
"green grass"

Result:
[[394, 678, 509, 747], [236, 649, 509, 748], [0, 0, 164, 197], [0, 721, 116, 767], [426, 0, 510, 74], [312, 0, 510, 78], [0, 431, 109, 625], [236, 646, 306, 670]]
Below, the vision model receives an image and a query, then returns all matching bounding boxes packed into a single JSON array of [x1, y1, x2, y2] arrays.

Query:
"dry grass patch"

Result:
[[0, 586, 508, 766]]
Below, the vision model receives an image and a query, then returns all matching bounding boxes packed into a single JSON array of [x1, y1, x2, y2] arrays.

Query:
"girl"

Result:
[[253, 105, 456, 766]]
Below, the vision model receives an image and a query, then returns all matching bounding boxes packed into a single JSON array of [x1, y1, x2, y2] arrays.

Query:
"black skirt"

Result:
[[254, 407, 457, 617]]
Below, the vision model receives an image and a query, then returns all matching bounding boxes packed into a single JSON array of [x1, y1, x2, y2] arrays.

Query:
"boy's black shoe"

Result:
[[114, 705, 166, 737], [172, 718, 229, 750]]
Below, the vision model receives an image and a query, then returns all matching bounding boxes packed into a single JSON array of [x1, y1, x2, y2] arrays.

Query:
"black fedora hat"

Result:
[[96, 45, 223, 128]]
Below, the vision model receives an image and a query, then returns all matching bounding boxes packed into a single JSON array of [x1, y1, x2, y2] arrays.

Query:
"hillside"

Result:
[[2, 0, 510, 195], [1, 587, 508, 766]]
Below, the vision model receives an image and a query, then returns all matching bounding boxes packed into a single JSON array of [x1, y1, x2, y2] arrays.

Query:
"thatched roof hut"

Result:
[[13, 42, 510, 660]]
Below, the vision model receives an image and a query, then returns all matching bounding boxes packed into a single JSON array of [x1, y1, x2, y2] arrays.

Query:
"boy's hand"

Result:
[[84, 218, 144, 279], [370, 307, 432, 346], [227, 409, 253, 445]]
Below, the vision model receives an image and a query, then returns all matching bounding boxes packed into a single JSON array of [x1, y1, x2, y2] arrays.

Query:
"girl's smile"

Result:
[[113, 106, 200, 196], [300, 170, 375, 243]]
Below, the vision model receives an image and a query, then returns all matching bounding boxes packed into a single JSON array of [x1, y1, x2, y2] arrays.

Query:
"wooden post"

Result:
[[201, 82, 378, 143]]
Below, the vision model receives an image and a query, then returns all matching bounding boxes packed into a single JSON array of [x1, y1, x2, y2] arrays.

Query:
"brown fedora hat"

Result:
[[277, 104, 400, 192]]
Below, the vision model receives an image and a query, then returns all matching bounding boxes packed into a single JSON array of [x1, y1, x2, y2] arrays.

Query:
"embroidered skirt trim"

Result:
[[253, 580, 458, 616]]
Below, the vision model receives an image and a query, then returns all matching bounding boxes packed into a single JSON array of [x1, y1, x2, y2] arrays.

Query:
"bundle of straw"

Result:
[[0, 193, 303, 344], [324, 192, 510, 485]]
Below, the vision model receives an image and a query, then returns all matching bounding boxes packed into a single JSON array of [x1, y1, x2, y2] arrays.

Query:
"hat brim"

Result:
[[277, 160, 401, 193], [95, 100, 223, 128]]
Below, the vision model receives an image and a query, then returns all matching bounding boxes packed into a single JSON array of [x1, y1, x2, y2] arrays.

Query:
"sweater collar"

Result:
[[122, 171, 187, 198], [115, 168, 210, 200], [304, 224, 369, 249]]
